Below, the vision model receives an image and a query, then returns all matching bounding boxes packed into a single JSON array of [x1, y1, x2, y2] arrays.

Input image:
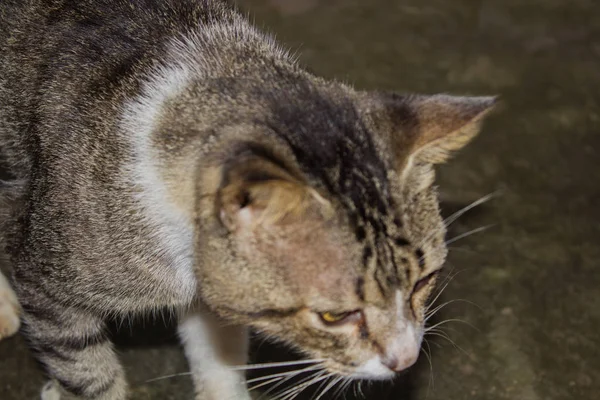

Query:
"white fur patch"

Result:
[[178, 310, 251, 400], [40, 381, 61, 400], [118, 20, 292, 307], [119, 43, 197, 305], [354, 356, 395, 380], [0, 271, 20, 340]]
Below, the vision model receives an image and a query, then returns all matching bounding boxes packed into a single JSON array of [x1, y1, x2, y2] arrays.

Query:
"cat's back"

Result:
[[0, 0, 235, 173], [0, 0, 243, 308]]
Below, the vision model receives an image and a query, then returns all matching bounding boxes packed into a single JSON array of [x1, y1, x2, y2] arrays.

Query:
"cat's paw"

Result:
[[41, 381, 62, 400], [0, 283, 20, 340]]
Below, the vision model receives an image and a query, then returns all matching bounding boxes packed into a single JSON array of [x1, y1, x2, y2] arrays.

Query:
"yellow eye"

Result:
[[319, 311, 351, 324]]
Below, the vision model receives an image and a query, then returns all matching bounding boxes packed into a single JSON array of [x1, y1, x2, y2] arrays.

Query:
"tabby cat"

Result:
[[0, 0, 495, 399]]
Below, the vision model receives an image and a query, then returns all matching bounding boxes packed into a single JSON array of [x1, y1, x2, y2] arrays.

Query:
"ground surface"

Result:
[[1, 0, 599, 399]]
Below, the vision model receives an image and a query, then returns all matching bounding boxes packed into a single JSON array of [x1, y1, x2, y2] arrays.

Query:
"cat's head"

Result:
[[196, 87, 495, 379]]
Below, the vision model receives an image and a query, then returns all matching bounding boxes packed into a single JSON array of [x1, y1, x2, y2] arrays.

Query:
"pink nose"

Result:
[[382, 353, 419, 372]]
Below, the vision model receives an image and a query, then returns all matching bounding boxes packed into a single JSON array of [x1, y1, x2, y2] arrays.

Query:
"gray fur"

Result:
[[0, 0, 495, 399]]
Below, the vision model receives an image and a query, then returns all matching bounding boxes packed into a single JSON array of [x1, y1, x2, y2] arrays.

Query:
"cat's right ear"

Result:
[[217, 150, 330, 231], [360, 92, 496, 174]]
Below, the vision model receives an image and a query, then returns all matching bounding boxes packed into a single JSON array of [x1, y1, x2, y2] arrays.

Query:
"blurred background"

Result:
[[1, 0, 599, 399]]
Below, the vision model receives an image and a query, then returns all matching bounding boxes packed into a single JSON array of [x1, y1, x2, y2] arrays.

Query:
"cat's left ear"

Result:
[[360, 92, 497, 170]]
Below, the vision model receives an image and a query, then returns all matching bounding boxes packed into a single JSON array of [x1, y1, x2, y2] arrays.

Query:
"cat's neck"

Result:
[[120, 18, 296, 227]]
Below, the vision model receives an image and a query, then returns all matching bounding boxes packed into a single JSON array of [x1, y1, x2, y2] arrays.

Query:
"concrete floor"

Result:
[[1, 0, 600, 399]]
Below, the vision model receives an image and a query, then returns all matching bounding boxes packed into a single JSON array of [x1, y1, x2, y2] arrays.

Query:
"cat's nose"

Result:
[[382, 352, 418, 372]]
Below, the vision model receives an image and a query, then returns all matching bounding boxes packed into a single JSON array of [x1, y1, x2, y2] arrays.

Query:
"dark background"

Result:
[[2, 0, 599, 399]]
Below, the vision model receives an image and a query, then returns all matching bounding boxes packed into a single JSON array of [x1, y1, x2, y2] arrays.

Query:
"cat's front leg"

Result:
[[15, 288, 128, 400], [0, 271, 20, 340], [178, 305, 252, 400]]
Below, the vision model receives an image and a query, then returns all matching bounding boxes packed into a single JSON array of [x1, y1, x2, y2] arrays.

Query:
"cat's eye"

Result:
[[318, 311, 360, 326], [413, 271, 438, 293]]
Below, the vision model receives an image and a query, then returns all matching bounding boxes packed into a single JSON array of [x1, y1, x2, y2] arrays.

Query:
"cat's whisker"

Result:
[[310, 372, 335, 400], [144, 371, 192, 383], [425, 298, 481, 322], [248, 376, 285, 392], [331, 376, 347, 400], [443, 191, 499, 228], [337, 377, 354, 400], [357, 380, 364, 398], [257, 370, 321, 400], [425, 330, 471, 359], [252, 364, 325, 399], [271, 371, 333, 400], [445, 224, 495, 246], [415, 191, 499, 251], [425, 318, 480, 333], [425, 268, 463, 314], [421, 338, 435, 393], [246, 365, 318, 385], [230, 358, 325, 371], [447, 245, 478, 254], [315, 375, 344, 400]]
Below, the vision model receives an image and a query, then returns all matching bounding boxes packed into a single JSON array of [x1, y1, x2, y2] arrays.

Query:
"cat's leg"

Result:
[[178, 306, 251, 400], [18, 293, 127, 400], [0, 271, 20, 340]]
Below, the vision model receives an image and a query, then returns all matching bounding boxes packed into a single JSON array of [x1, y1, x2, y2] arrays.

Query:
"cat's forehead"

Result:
[[265, 82, 396, 216]]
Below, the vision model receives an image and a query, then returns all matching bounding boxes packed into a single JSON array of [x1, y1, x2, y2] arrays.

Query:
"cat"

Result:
[[0, 0, 495, 399]]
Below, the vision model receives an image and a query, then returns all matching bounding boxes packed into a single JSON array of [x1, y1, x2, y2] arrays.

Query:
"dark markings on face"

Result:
[[362, 246, 373, 267], [355, 225, 366, 241], [386, 274, 399, 287], [355, 277, 365, 301], [415, 248, 425, 269], [395, 237, 410, 246], [385, 239, 400, 285], [227, 306, 301, 319], [374, 266, 388, 297], [401, 256, 412, 283], [264, 79, 393, 232], [371, 339, 385, 358], [358, 320, 369, 340]]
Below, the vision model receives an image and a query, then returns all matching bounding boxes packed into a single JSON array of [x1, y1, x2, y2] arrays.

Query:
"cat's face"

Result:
[[197, 91, 494, 379]]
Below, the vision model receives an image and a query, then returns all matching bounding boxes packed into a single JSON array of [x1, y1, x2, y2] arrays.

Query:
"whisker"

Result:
[[246, 366, 317, 383], [248, 376, 285, 393], [310, 372, 334, 400], [426, 318, 480, 333], [425, 298, 482, 321], [144, 371, 191, 383], [337, 377, 354, 400], [272, 371, 333, 400], [425, 330, 471, 359], [416, 191, 499, 250], [425, 268, 464, 313], [246, 364, 322, 385], [445, 224, 495, 246], [231, 358, 325, 371], [315, 376, 344, 400], [256, 365, 325, 400], [443, 191, 499, 228], [357, 380, 364, 397], [421, 338, 434, 393]]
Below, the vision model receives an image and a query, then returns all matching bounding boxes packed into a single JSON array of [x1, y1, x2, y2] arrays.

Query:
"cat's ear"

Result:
[[217, 150, 330, 231], [361, 92, 496, 170]]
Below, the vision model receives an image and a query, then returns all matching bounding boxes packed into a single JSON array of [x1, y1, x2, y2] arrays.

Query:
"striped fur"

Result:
[[0, 0, 495, 399]]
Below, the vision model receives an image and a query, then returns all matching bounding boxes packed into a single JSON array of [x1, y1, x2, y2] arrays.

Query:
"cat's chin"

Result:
[[351, 357, 397, 380], [324, 356, 396, 381]]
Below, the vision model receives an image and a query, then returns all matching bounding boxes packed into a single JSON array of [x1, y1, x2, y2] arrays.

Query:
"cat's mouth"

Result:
[[322, 357, 397, 381]]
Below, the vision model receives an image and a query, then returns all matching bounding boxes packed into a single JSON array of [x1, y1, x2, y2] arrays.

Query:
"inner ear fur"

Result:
[[217, 146, 330, 229]]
